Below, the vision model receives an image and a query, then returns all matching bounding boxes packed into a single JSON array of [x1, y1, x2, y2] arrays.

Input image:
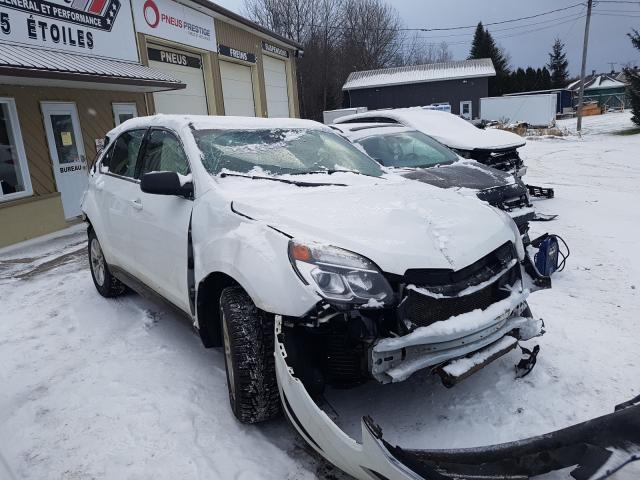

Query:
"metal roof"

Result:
[[342, 59, 496, 91], [0, 43, 185, 92]]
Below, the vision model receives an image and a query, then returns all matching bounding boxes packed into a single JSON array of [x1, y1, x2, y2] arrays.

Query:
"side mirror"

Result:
[[140, 171, 193, 199]]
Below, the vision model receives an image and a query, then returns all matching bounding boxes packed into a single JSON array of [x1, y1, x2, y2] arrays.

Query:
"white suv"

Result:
[[82, 115, 547, 479]]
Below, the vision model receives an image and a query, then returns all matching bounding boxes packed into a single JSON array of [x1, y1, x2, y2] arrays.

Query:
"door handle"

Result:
[[130, 198, 143, 210]]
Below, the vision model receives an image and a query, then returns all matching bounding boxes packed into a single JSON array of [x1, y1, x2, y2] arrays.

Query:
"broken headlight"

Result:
[[288, 240, 393, 306]]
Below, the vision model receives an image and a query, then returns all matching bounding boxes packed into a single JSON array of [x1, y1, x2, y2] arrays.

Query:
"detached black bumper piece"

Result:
[[377, 399, 640, 480]]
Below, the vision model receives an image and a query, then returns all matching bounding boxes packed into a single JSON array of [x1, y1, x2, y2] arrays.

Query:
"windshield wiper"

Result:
[[219, 172, 346, 187], [289, 169, 383, 179]]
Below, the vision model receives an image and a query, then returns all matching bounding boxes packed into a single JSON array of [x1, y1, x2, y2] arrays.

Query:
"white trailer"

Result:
[[480, 94, 556, 127]]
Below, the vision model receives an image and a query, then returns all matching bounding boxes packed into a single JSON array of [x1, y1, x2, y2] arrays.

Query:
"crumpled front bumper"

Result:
[[370, 289, 542, 383], [275, 316, 640, 480]]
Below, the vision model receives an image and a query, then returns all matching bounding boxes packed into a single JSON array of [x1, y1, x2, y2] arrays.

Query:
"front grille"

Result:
[[396, 242, 520, 329], [399, 266, 517, 328], [402, 242, 516, 296]]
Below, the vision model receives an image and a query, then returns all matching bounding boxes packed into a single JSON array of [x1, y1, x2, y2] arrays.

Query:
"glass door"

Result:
[[460, 101, 472, 120], [41, 102, 87, 219]]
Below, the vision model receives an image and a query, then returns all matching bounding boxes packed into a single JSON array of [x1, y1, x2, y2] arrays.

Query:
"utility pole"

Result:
[[608, 62, 617, 72], [577, 0, 593, 133]]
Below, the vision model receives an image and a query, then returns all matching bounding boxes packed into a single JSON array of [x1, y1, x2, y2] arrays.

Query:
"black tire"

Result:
[[88, 229, 126, 298], [219, 286, 281, 423]]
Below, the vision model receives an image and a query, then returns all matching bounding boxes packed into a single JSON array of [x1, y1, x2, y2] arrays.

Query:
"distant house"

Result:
[[568, 71, 630, 110], [342, 59, 496, 120]]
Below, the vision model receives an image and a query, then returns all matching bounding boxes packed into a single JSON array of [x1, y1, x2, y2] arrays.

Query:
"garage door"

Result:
[[219, 61, 255, 117], [263, 55, 290, 117], [148, 47, 208, 115]]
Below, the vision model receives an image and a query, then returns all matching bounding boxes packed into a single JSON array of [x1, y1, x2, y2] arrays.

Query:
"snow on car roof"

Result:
[[107, 114, 329, 139], [335, 108, 526, 150], [332, 123, 415, 142]]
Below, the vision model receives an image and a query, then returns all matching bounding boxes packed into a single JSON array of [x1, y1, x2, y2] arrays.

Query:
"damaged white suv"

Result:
[[83, 115, 551, 479]]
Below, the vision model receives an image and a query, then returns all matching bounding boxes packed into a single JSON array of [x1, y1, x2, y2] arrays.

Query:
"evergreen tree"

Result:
[[624, 29, 640, 126], [468, 22, 486, 60], [547, 38, 569, 88], [541, 66, 552, 90], [468, 22, 510, 96], [525, 67, 537, 91]]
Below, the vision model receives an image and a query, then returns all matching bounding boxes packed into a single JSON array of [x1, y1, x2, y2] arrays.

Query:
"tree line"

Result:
[[247, 1, 637, 122], [468, 22, 570, 96]]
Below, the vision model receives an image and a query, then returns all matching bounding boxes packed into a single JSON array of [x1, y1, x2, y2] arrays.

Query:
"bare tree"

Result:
[[244, 0, 440, 120], [401, 36, 453, 66]]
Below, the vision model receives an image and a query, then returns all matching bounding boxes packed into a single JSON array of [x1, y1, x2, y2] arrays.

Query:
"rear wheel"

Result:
[[88, 229, 126, 298], [219, 286, 281, 423]]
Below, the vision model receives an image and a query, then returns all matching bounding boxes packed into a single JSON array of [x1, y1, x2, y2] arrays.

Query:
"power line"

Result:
[[388, 14, 587, 47], [301, 3, 586, 32], [398, 11, 586, 41], [402, 3, 585, 32]]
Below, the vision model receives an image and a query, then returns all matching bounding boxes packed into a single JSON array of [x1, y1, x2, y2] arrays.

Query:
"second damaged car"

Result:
[[83, 115, 556, 479]]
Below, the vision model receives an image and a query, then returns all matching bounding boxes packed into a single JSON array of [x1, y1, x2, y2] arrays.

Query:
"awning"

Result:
[[0, 44, 186, 93]]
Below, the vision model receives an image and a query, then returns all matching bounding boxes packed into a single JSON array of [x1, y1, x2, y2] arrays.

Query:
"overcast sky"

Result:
[[214, 0, 640, 75]]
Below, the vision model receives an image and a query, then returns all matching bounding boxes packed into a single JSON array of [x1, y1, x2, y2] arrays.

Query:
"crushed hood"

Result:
[[420, 125, 525, 152], [399, 161, 515, 191], [227, 177, 516, 275]]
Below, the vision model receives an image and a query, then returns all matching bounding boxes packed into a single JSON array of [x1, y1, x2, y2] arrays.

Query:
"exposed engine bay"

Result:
[[282, 241, 545, 395]]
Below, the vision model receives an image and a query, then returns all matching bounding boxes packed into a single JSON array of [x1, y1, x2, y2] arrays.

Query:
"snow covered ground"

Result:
[[1, 112, 638, 479]]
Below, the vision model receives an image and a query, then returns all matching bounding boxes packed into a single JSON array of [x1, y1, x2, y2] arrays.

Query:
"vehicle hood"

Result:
[[398, 161, 515, 191], [424, 127, 525, 152], [226, 177, 516, 275]]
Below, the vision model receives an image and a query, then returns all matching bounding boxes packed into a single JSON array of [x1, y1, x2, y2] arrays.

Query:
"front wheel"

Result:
[[219, 286, 281, 423], [88, 229, 126, 298]]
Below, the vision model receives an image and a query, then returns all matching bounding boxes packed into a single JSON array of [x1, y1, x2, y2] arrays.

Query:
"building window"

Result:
[[0, 98, 32, 202], [112, 103, 138, 126]]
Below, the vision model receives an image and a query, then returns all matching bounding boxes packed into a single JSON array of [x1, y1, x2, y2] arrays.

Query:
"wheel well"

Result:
[[196, 272, 239, 348]]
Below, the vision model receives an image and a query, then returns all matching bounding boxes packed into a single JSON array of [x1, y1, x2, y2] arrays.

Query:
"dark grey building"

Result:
[[342, 59, 495, 120]]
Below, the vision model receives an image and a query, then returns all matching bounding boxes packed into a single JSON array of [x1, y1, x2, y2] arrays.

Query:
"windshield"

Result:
[[192, 128, 383, 177], [357, 131, 458, 168]]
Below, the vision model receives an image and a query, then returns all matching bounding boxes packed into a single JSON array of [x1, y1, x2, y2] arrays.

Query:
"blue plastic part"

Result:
[[535, 236, 559, 276]]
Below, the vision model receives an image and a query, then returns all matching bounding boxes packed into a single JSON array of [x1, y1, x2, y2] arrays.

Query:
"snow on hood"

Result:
[[336, 109, 526, 151], [221, 175, 516, 275]]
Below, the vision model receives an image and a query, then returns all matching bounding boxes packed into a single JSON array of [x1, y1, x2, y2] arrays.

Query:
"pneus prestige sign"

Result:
[[133, 0, 215, 51], [0, 0, 138, 61]]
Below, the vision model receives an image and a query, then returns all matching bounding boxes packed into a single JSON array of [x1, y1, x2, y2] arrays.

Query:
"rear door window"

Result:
[[108, 129, 146, 178], [139, 129, 190, 176]]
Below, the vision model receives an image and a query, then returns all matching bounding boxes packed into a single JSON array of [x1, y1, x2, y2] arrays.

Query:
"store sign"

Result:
[[133, 0, 215, 51], [218, 44, 255, 63], [0, 0, 138, 61], [148, 46, 201, 68], [262, 41, 289, 58]]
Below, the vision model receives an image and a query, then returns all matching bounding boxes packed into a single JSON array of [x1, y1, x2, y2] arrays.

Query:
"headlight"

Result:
[[288, 240, 394, 306]]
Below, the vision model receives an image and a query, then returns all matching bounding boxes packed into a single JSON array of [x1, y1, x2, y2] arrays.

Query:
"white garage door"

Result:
[[219, 61, 255, 117], [263, 55, 290, 117], [148, 47, 208, 115]]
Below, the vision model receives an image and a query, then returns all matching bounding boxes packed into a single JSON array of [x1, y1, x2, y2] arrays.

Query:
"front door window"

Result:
[[42, 102, 87, 219]]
